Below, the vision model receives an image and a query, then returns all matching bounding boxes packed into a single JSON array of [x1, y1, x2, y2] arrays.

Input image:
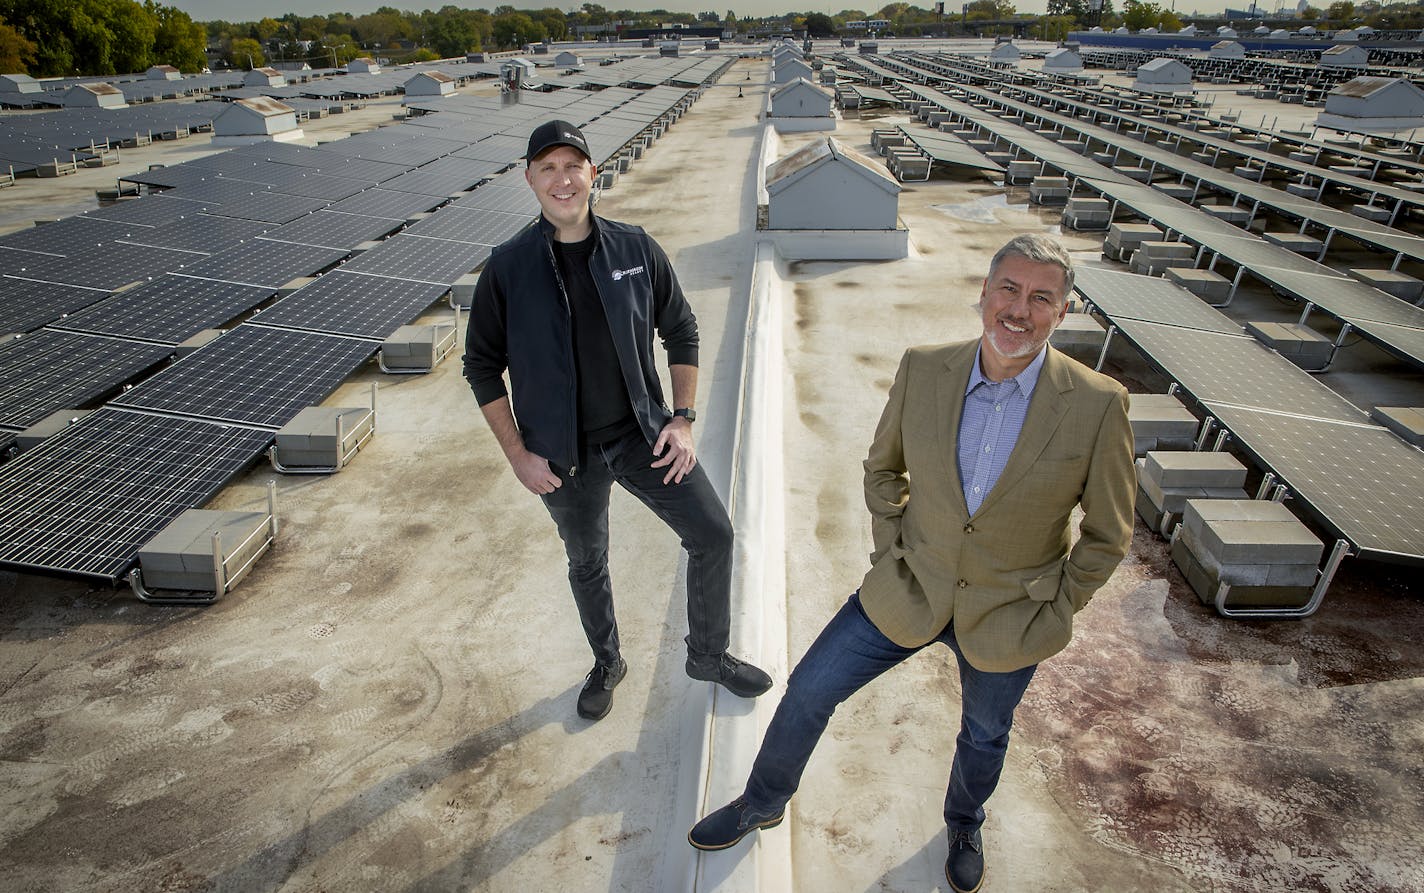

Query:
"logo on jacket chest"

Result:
[[610, 265, 645, 281]]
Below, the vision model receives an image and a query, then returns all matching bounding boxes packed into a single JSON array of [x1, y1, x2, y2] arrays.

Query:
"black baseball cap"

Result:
[[525, 119, 592, 163]]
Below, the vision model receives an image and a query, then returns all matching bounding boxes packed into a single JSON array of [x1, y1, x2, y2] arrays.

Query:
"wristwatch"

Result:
[[673, 407, 697, 422]]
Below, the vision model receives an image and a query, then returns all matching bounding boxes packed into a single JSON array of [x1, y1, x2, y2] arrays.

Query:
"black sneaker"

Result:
[[576, 657, 627, 720], [686, 651, 772, 698], [688, 796, 784, 850], [944, 827, 984, 893]]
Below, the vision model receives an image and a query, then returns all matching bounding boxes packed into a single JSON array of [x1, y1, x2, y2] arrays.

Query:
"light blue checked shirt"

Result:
[[957, 345, 1048, 517]]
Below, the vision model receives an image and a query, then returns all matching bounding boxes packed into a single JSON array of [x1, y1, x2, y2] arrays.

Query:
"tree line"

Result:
[[1, 0, 205, 76], [4, 0, 1422, 78]]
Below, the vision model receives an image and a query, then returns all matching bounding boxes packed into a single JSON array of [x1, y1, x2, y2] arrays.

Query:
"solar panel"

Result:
[[119, 214, 274, 253], [265, 172, 370, 202], [258, 211, 404, 251], [1111, 317, 1369, 424], [51, 276, 275, 344], [1338, 317, 1424, 365], [378, 167, 490, 198], [172, 241, 347, 288], [339, 234, 491, 285], [0, 278, 111, 335], [205, 191, 331, 224], [327, 188, 445, 220], [1201, 402, 1424, 563], [0, 216, 152, 257], [404, 207, 528, 246], [0, 330, 174, 429], [111, 324, 377, 428], [0, 408, 273, 581], [251, 270, 450, 338], [310, 155, 409, 183], [3, 242, 199, 290], [1074, 266, 1243, 335], [449, 185, 539, 216], [81, 194, 218, 227], [162, 177, 275, 205]]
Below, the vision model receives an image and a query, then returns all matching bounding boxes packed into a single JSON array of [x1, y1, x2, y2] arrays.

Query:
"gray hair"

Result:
[[987, 233, 1075, 298]]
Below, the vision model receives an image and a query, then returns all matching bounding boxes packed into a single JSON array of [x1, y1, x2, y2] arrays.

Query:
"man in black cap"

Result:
[[463, 120, 773, 720]]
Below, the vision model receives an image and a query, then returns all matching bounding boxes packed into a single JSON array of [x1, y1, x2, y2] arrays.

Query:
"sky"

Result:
[[168, 0, 1260, 24]]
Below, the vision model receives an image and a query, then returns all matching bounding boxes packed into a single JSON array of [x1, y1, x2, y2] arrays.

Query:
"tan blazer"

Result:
[[858, 340, 1136, 673]]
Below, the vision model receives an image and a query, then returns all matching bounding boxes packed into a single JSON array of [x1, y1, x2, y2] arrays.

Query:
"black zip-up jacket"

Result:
[[463, 212, 699, 473]]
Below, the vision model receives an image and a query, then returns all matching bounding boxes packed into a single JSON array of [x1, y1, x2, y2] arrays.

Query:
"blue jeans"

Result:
[[743, 593, 1037, 832], [540, 428, 734, 666]]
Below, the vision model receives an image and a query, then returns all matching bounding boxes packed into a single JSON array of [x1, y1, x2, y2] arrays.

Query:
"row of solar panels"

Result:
[[862, 65, 1424, 564], [0, 60, 728, 582], [1075, 267, 1424, 566], [894, 79, 1424, 366]]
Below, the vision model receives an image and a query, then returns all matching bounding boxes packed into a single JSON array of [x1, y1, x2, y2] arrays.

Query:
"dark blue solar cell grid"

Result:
[[111, 324, 377, 428], [259, 211, 403, 251], [327, 188, 446, 220], [0, 329, 174, 429], [3, 242, 200, 290], [172, 240, 347, 288], [162, 177, 276, 205], [379, 159, 505, 197], [205, 191, 332, 224], [265, 172, 370, 202], [0, 216, 149, 258], [81, 194, 218, 227], [120, 214, 275, 254], [252, 270, 449, 338], [404, 208, 528, 246], [0, 408, 275, 581], [52, 275, 275, 344], [0, 278, 111, 335], [450, 185, 540, 216], [310, 155, 410, 183], [339, 234, 491, 285]]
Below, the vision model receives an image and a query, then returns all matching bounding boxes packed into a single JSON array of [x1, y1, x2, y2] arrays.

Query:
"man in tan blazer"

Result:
[[689, 234, 1136, 893]]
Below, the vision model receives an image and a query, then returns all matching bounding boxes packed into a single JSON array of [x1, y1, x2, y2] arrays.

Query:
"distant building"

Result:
[[243, 67, 286, 87], [212, 97, 303, 144], [347, 57, 380, 74], [1317, 76, 1424, 133], [1135, 58, 1193, 93], [62, 83, 126, 109], [1043, 47, 1083, 72], [1319, 44, 1369, 70], [1210, 40, 1247, 60], [146, 64, 181, 81], [404, 71, 455, 100]]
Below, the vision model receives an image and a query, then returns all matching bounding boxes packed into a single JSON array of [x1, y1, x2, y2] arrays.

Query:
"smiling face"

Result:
[[977, 253, 1070, 380], [525, 145, 596, 241]]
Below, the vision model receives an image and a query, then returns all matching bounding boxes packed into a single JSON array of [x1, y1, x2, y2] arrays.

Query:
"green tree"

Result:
[[538, 7, 567, 40], [1300, 5, 1320, 19], [427, 5, 483, 56], [492, 11, 539, 47], [1121, 0, 1168, 29], [228, 35, 264, 68], [804, 11, 835, 34], [254, 16, 280, 40], [147, 1, 205, 72], [1037, 13, 1075, 39], [1325, 0, 1355, 21], [0, 13, 38, 72]]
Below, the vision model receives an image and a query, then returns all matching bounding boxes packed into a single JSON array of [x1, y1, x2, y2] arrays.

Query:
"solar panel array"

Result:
[[0, 55, 727, 583], [1075, 266, 1424, 564]]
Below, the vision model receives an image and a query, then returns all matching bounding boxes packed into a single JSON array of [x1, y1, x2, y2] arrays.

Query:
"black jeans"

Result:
[[540, 428, 734, 666]]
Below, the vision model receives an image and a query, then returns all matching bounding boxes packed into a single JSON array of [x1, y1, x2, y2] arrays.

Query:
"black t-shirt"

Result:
[[553, 233, 637, 444]]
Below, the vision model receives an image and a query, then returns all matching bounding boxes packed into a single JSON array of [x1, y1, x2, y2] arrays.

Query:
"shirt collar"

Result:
[[966, 343, 1048, 399]]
